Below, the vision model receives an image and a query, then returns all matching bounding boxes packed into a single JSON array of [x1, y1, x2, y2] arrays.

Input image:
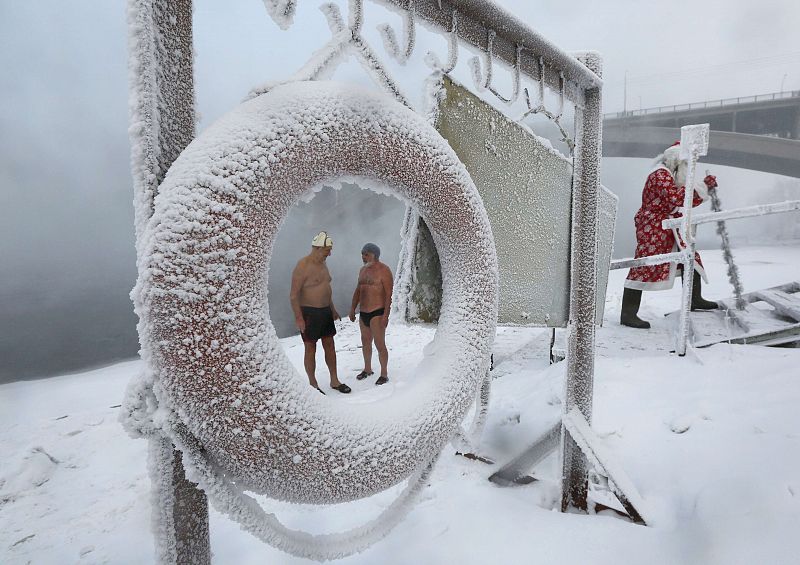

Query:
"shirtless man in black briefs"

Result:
[[290, 231, 351, 394], [349, 243, 393, 385]]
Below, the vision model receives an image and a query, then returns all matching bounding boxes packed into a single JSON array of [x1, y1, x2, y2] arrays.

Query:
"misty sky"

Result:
[[496, 0, 800, 112], [1, 0, 798, 380]]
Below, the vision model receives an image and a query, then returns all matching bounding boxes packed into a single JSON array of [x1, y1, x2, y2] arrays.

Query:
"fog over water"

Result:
[[0, 181, 405, 382], [1, 1, 798, 383]]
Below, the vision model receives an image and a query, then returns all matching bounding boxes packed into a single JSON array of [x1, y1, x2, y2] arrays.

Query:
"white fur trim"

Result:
[[695, 262, 708, 283], [623, 244, 708, 292], [624, 261, 708, 291], [649, 164, 672, 176]]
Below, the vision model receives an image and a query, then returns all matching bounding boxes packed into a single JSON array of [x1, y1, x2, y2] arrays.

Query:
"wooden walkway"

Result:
[[677, 282, 800, 348]]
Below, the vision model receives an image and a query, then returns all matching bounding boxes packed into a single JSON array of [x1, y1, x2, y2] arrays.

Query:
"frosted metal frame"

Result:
[[127, 0, 609, 561], [661, 200, 800, 227], [127, 1, 210, 562], [663, 198, 798, 354]]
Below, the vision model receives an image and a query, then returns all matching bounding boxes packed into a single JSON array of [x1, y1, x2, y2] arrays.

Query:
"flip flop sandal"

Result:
[[315, 387, 326, 395], [333, 383, 352, 394], [356, 370, 374, 380], [375, 376, 389, 386]]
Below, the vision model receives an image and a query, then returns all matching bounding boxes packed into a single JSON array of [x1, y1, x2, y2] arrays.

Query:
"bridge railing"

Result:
[[604, 90, 800, 120]]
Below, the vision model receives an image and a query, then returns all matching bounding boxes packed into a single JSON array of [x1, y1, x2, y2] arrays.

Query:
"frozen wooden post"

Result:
[[128, 0, 211, 562], [561, 52, 602, 513], [675, 124, 710, 356]]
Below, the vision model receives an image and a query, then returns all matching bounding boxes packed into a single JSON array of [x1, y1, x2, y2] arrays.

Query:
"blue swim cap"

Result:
[[361, 242, 380, 259]]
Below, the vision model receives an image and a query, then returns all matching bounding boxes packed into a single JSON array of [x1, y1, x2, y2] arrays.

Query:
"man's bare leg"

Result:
[[360, 322, 373, 374], [320, 336, 341, 388], [370, 317, 388, 380], [304, 341, 318, 388]]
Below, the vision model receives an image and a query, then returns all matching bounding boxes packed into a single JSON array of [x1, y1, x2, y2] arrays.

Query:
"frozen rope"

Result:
[[171, 419, 438, 561]]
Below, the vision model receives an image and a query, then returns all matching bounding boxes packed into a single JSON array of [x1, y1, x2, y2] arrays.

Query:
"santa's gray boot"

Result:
[[620, 288, 651, 329], [691, 271, 718, 311]]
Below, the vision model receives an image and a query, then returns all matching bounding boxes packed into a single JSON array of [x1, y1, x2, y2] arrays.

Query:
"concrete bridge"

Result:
[[602, 91, 800, 178]]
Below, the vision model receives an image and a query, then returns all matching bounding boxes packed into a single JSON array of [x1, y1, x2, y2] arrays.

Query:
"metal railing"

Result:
[[661, 200, 800, 229], [612, 197, 800, 355]]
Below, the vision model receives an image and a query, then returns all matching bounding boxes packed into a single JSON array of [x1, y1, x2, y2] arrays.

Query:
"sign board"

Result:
[[408, 76, 616, 327]]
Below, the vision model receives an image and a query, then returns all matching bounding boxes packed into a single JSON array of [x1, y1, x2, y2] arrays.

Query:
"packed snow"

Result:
[[2, 243, 799, 564]]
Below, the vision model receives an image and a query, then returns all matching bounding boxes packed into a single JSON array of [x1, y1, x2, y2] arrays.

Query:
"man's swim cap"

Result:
[[361, 242, 380, 259], [311, 231, 333, 247]]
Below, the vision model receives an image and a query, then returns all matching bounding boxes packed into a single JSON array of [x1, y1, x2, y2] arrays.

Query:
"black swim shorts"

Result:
[[360, 308, 385, 327], [300, 305, 336, 343]]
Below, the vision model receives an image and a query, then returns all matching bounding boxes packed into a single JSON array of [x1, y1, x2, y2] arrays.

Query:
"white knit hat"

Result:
[[311, 231, 333, 247]]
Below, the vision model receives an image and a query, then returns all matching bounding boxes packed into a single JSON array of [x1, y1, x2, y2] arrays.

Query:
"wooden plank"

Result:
[[772, 281, 800, 294], [562, 409, 649, 525], [752, 289, 800, 322], [694, 322, 800, 348], [489, 421, 561, 486], [671, 281, 800, 349]]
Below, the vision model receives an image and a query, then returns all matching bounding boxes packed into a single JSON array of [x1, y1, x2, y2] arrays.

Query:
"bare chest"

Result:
[[358, 266, 382, 287], [304, 265, 331, 288]]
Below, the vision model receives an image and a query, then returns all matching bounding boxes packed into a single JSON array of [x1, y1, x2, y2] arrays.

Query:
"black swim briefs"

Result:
[[300, 305, 336, 342], [360, 308, 385, 327]]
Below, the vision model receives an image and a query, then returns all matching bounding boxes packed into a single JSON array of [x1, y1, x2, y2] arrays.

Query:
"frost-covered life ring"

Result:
[[135, 81, 498, 505]]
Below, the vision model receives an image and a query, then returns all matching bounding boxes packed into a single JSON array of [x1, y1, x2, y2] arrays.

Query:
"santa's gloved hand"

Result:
[[703, 174, 718, 189]]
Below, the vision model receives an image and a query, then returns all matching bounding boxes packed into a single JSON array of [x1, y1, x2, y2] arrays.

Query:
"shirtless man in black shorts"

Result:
[[290, 231, 351, 394], [349, 243, 393, 385]]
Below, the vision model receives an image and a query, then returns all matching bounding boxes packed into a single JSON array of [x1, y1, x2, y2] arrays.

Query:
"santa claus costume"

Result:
[[621, 143, 719, 329]]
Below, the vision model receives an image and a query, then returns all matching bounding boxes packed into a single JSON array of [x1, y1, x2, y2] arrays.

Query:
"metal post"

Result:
[[675, 124, 710, 356], [794, 103, 800, 140], [623, 69, 627, 115], [149, 437, 211, 564], [561, 53, 602, 512], [128, 0, 210, 562]]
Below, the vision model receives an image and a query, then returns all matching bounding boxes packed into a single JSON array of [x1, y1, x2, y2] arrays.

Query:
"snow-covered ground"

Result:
[[2, 243, 799, 564]]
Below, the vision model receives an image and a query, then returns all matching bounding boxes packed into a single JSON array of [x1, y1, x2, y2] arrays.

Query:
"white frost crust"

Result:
[[127, 0, 161, 249], [261, 0, 297, 30], [132, 81, 498, 505], [390, 206, 419, 323], [147, 436, 179, 564]]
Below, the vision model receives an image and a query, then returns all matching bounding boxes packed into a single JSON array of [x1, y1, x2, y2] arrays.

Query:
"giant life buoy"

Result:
[[134, 81, 498, 504]]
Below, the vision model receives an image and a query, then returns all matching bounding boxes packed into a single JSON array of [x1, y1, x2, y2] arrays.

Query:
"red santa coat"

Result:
[[625, 166, 710, 291]]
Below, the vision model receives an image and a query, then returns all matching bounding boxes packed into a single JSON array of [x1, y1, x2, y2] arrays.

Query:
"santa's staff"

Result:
[[621, 142, 719, 329]]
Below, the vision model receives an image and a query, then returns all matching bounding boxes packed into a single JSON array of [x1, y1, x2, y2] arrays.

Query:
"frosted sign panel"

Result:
[[596, 185, 618, 325], [436, 77, 573, 326]]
